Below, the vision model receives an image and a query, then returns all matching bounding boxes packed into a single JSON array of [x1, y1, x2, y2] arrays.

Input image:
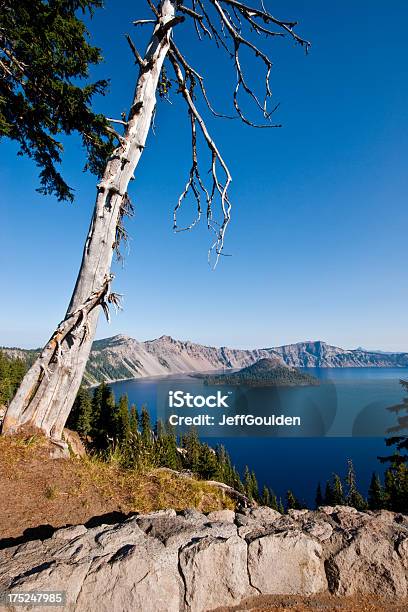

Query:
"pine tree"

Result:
[[231, 466, 245, 493], [91, 382, 106, 433], [315, 482, 324, 508], [244, 466, 253, 500], [250, 470, 259, 502], [345, 459, 367, 511], [261, 485, 271, 507], [0, 353, 12, 406], [286, 490, 301, 510], [331, 474, 345, 506], [384, 463, 408, 513], [324, 480, 335, 506], [129, 404, 139, 435], [115, 394, 131, 444], [368, 472, 385, 510], [0, 0, 112, 202], [66, 386, 92, 438], [278, 498, 285, 514], [183, 427, 201, 473], [93, 384, 116, 450], [380, 380, 408, 467], [0, 352, 28, 406], [140, 405, 152, 447], [260, 485, 278, 510], [197, 444, 219, 480], [155, 420, 181, 470]]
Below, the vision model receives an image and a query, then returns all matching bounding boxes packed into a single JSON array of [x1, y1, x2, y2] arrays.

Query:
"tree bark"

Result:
[[2, 1, 176, 440]]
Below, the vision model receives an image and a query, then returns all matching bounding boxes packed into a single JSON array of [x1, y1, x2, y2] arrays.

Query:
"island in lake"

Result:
[[204, 358, 320, 388]]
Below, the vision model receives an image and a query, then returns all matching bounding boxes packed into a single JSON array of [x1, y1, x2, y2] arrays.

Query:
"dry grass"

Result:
[[0, 434, 234, 542]]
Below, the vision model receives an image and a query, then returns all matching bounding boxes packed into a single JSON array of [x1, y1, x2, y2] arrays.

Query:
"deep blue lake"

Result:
[[110, 368, 408, 506]]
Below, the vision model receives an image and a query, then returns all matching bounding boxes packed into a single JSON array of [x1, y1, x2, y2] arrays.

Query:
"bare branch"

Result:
[[125, 34, 146, 68], [170, 40, 236, 119], [106, 117, 128, 126], [218, 0, 311, 50], [168, 49, 232, 267], [133, 19, 156, 27]]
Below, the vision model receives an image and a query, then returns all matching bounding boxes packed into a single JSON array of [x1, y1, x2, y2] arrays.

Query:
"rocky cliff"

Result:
[[3, 336, 408, 386], [83, 335, 277, 384], [0, 506, 407, 611], [84, 336, 408, 384], [269, 340, 408, 368]]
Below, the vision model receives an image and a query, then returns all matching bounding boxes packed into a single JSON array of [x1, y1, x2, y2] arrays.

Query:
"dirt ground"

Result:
[[0, 434, 233, 545], [213, 593, 408, 612]]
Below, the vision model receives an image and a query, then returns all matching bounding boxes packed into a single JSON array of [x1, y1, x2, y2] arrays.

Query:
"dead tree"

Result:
[[2, 0, 310, 440]]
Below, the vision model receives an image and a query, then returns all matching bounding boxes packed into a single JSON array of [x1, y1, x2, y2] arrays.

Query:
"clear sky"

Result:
[[1, 1, 407, 351]]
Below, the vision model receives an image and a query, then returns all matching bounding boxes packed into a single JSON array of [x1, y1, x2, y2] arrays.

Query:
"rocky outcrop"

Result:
[[62, 429, 87, 458], [0, 506, 407, 611]]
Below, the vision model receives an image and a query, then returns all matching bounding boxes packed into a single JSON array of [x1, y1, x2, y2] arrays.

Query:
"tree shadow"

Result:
[[0, 511, 132, 551]]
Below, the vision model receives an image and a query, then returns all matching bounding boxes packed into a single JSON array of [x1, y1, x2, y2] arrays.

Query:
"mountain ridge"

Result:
[[2, 336, 408, 385]]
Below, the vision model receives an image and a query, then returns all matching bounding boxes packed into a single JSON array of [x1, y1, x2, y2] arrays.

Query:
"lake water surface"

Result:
[[110, 368, 408, 506]]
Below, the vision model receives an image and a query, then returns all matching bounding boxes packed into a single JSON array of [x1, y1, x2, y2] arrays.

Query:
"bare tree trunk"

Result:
[[2, 1, 176, 440]]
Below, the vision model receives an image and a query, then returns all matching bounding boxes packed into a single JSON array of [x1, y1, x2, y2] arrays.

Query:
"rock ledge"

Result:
[[0, 506, 407, 611]]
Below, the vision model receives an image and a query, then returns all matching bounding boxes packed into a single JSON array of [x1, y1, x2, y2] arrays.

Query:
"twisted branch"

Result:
[[145, 0, 310, 264], [169, 49, 232, 266]]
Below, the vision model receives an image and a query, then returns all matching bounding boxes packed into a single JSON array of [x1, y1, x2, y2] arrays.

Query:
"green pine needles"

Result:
[[0, 0, 114, 201]]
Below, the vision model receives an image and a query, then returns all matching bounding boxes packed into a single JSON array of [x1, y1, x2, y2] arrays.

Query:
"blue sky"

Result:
[[1, 0, 407, 351]]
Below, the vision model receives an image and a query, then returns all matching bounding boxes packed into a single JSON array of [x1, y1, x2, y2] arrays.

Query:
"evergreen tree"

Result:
[[115, 394, 131, 444], [197, 444, 219, 480], [384, 462, 408, 513], [331, 474, 345, 506], [183, 427, 201, 473], [368, 472, 385, 510], [231, 466, 245, 493], [324, 480, 335, 506], [91, 382, 106, 433], [129, 404, 139, 435], [345, 459, 367, 511], [261, 485, 271, 507], [0, 353, 12, 406], [93, 384, 116, 450], [380, 380, 408, 466], [250, 470, 259, 502], [260, 485, 278, 510], [315, 482, 324, 508], [0, 352, 28, 406], [0, 0, 113, 201], [278, 498, 285, 514], [155, 420, 181, 470], [286, 490, 301, 510], [66, 386, 92, 438], [140, 405, 152, 447], [244, 465, 254, 500]]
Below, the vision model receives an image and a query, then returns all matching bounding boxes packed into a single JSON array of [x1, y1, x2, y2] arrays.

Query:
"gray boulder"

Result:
[[0, 506, 407, 611], [247, 530, 327, 595]]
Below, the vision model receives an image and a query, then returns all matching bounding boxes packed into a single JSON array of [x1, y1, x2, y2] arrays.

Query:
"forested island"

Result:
[[205, 358, 319, 388]]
